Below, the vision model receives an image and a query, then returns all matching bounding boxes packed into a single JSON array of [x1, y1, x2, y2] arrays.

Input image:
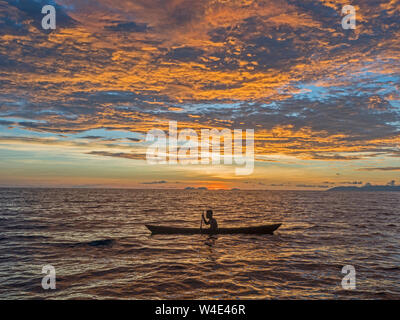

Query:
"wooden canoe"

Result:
[[146, 223, 281, 235]]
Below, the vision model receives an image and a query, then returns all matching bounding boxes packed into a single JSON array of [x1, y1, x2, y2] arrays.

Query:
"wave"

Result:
[[55, 239, 115, 248]]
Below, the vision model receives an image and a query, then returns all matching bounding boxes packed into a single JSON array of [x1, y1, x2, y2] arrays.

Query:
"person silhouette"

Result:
[[202, 210, 218, 233]]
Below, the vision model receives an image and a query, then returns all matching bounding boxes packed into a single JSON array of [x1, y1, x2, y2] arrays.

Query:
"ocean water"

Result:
[[0, 188, 399, 300]]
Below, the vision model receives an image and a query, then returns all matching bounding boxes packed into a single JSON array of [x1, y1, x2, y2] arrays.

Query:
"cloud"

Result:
[[341, 181, 363, 185], [126, 137, 142, 142], [80, 135, 103, 140], [105, 21, 148, 33], [0, 0, 400, 167], [358, 167, 400, 171], [87, 151, 146, 161], [140, 180, 167, 184], [0, 119, 14, 126]]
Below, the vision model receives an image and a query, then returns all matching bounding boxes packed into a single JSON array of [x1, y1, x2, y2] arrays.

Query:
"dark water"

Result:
[[0, 188, 399, 299]]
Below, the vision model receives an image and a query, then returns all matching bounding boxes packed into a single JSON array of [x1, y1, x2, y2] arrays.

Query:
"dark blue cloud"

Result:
[[105, 21, 148, 33]]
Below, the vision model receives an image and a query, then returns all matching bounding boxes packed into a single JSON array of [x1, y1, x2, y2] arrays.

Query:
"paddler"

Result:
[[202, 210, 218, 233]]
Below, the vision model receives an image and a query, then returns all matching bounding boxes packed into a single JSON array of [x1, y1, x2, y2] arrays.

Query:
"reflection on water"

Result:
[[204, 235, 218, 247], [0, 188, 399, 299]]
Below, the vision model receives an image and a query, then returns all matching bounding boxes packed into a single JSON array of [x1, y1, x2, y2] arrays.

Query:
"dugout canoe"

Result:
[[145, 223, 281, 235]]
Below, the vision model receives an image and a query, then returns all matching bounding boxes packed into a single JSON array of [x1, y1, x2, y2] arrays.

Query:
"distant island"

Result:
[[328, 182, 400, 192], [184, 186, 208, 190]]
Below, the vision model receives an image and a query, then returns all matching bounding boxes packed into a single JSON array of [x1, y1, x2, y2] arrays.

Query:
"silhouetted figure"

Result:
[[202, 210, 218, 233]]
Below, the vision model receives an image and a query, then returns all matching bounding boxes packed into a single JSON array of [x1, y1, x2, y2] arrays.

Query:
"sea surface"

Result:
[[0, 188, 399, 299]]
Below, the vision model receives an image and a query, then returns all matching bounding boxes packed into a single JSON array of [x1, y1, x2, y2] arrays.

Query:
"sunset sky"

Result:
[[1, 0, 400, 189]]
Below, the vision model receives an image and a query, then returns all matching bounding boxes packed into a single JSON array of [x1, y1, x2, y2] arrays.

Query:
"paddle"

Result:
[[200, 211, 203, 234]]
